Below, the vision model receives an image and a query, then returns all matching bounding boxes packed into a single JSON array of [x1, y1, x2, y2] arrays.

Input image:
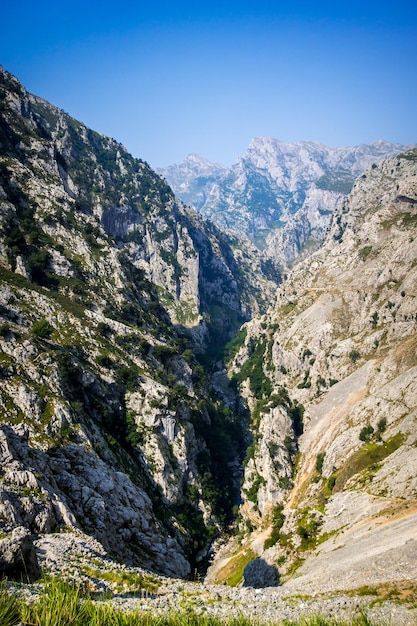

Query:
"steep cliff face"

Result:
[[0, 66, 261, 576], [160, 138, 410, 267], [2, 64, 416, 593], [211, 149, 417, 587]]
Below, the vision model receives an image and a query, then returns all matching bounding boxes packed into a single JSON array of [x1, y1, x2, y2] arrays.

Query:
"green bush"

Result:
[[296, 509, 322, 550], [370, 311, 379, 329], [377, 417, 387, 433], [264, 504, 285, 549], [232, 340, 272, 400], [358, 245, 373, 260], [96, 353, 114, 368], [315, 452, 325, 474], [224, 326, 247, 363], [56, 351, 80, 389], [115, 365, 139, 392], [31, 318, 53, 339], [245, 472, 265, 505], [359, 424, 374, 442], [0, 322, 11, 337], [349, 350, 361, 362], [327, 475, 337, 492]]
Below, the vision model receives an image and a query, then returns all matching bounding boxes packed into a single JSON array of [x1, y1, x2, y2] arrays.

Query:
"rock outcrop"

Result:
[[0, 65, 261, 576], [208, 148, 417, 588], [0, 526, 41, 582]]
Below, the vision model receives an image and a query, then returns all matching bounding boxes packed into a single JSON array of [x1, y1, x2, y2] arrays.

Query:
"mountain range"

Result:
[[159, 138, 410, 266], [0, 64, 416, 611]]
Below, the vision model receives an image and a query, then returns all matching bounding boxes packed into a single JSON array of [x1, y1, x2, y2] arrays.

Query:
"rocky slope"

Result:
[[159, 138, 410, 267], [0, 65, 279, 578], [206, 148, 417, 591], [1, 63, 416, 606]]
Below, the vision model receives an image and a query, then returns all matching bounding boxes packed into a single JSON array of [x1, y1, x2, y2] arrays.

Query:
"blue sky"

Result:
[[1, 1, 416, 167]]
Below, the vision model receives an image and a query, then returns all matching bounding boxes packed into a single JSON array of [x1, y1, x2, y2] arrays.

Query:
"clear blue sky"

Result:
[[1, 1, 416, 168]]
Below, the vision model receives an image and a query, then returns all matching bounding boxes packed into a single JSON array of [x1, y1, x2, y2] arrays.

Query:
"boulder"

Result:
[[0, 526, 41, 582]]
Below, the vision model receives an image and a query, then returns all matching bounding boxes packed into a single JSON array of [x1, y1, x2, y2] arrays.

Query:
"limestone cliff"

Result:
[[1, 64, 416, 593], [159, 138, 410, 267], [211, 149, 417, 587], [0, 65, 261, 576]]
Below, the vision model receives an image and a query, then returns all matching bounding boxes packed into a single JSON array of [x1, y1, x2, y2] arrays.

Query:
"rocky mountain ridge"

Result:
[[0, 64, 416, 606], [206, 147, 417, 590], [0, 65, 275, 578], [159, 138, 411, 267]]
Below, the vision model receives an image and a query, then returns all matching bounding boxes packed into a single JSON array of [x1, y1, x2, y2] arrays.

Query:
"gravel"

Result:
[[14, 532, 414, 625]]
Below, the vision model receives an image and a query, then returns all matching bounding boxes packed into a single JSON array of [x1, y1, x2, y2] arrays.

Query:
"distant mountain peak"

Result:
[[184, 152, 217, 165], [160, 137, 413, 263]]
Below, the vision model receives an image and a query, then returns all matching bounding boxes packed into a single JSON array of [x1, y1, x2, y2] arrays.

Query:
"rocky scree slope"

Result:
[[0, 66, 277, 579], [160, 138, 410, 268], [207, 149, 417, 591]]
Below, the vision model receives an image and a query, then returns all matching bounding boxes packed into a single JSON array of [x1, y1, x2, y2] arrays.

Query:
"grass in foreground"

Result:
[[0, 578, 410, 626]]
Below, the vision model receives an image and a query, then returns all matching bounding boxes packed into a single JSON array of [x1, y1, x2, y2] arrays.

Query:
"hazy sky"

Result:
[[2, 1, 416, 168]]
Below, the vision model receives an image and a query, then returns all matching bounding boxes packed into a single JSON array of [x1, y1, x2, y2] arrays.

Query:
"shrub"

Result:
[[358, 245, 373, 260], [370, 311, 379, 328], [349, 350, 361, 362], [96, 353, 114, 368], [224, 326, 247, 362], [377, 417, 387, 433], [115, 365, 139, 392], [315, 452, 325, 474], [327, 475, 337, 492], [232, 340, 271, 399], [31, 318, 53, 339], [359, 424, 374, 442], [56, 351, 80, 389], [0, 322, 11, 337], [96, 321, 112, 337], [296, 510, 322, 550], [297, 370, 311, 389], [245, 473, 265, 505], [264, 504, 285, 549]]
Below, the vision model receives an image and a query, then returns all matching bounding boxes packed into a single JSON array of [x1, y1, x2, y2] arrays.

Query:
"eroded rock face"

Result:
[[0, 423, 191, 578], [0, 65, 253, 578], [1, 63, 416, 593], [159, 138, 411, 265], [0, 526, 41, 582], [228, 149, 417, 583]]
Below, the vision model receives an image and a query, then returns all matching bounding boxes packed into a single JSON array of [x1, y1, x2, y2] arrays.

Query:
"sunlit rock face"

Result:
[[0, 65, 272, 577], [224, 148, 417, 586], [160, 137, 410, 266]]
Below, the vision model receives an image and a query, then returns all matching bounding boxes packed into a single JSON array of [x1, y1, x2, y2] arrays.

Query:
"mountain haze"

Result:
[[159, 138, 410, 267]]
